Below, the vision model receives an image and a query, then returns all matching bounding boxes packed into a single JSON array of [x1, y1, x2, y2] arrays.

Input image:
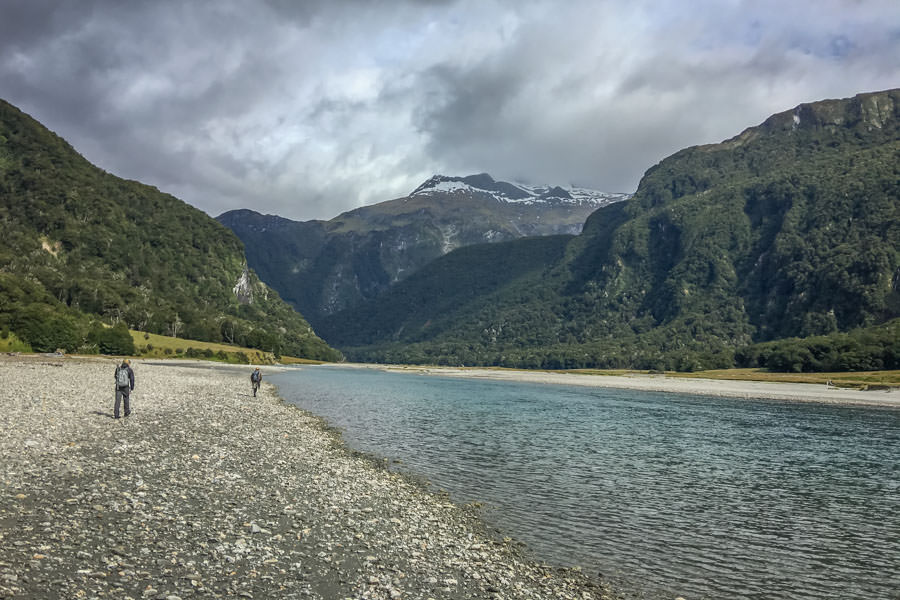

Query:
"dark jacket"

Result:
[[116, 364, 135, 390]]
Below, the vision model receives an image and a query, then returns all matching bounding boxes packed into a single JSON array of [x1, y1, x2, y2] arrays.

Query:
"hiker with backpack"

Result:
[[251, 367, 262, 397], [114, 359, 135, 419]]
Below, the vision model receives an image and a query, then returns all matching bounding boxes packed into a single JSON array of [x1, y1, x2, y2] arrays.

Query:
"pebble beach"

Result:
[[0, 356, 616, 600]]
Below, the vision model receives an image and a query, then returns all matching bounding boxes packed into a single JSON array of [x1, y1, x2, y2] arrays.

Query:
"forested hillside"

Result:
[[319, 89, 900, 371], [320, 234, 573, 361], [0, 99, 340, 360]]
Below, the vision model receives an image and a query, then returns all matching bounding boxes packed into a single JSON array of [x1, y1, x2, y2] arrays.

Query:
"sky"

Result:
[[1, 1, 899, 221]]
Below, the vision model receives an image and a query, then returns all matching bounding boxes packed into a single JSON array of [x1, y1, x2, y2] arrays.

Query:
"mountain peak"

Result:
[[410, 173, 630, 207]]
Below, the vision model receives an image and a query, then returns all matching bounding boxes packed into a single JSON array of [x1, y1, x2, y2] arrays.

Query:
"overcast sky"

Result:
[[2, 0, 898, 221]]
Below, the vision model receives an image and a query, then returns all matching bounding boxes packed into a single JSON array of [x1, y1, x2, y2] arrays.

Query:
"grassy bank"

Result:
[[130, 330, 326, 365], [0, 331, 31, 353], [669, 368, 900, 390], [0, 327, 326, 365]]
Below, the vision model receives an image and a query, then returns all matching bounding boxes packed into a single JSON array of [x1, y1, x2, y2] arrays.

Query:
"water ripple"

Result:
[[274, 367, 900, 600]]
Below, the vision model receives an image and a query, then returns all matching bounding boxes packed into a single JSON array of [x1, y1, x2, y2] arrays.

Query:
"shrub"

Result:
[[89, 322, 135, 356], [15, 309, 81, 353]]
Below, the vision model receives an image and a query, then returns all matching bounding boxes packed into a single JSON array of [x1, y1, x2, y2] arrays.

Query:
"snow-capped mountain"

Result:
[[220, 172, 631, 326], [410, 173, 631, 206]]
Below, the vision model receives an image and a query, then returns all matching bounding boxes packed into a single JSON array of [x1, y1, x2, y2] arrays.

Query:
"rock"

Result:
[[0, 358, 614, 600]]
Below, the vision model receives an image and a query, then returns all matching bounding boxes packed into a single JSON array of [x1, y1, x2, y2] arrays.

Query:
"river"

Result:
[[269, 365, 900, 600]]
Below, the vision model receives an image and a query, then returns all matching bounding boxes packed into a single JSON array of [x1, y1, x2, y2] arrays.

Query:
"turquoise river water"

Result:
[[269, 366, 900, 600]]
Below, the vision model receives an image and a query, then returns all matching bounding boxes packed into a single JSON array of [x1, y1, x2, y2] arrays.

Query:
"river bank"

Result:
[[348, 364, 900, 408], [0, 355, 617, 600]]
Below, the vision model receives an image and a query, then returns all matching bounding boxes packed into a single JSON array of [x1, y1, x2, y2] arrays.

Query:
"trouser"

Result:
[[252, 381, 260, 396], [115, 386, 131, 418]]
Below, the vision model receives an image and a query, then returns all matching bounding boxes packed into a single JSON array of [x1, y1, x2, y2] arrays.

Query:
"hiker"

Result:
[[251, 367, 262, 397], [114, 359, 135, 419]]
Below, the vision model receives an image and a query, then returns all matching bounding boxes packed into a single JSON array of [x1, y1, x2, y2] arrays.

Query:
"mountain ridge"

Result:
[[218, 173, 629, 324], [409, 173, 629, 206], [317, 88, 900, 370]]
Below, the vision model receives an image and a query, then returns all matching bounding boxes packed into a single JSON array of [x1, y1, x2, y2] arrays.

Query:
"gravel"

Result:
[[0, 356, 618, 600]]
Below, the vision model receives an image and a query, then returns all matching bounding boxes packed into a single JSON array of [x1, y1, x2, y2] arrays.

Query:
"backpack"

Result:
[[251, 370, 260, 383], [116, 366, 130, 388]]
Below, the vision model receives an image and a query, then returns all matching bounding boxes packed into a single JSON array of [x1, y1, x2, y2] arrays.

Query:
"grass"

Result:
[[0, 332, 32, 353], [668, 368, 900, 389], [569, 367, 900, 389], [130, 330, 326, 366], [0, 328, 328, 365]]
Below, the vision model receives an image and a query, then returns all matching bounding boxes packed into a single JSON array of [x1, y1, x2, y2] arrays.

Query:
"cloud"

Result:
[[414, 0, 900, 188], [1, 0, 898, 220]]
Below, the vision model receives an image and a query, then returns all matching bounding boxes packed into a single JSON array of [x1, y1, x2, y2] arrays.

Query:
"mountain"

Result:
[[317, 88, 900, 370], [409, 173, 628, 206], [0, 99, 340, 360], [217, 174, 628, 325]]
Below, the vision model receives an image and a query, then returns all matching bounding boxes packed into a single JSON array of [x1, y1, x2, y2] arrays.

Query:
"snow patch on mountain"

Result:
[[418, 179, 483, 195], [411, 173, 631, 207]]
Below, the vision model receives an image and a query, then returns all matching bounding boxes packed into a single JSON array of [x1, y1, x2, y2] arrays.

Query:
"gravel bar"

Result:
[[0, 356, 619, 600]]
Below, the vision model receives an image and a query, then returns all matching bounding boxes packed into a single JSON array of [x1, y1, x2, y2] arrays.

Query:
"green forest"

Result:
[[319, 89, 900, 372], [3, 89, 898, 372], [0, 99, 340, 361]]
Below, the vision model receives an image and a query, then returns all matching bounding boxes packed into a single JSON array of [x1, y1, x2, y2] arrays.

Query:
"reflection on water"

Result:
[[270, 366, 900, 600]]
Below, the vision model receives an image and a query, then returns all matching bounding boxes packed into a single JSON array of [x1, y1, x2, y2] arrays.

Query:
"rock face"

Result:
[[218, 174, 629, 326], [232, 263, 253, 304]]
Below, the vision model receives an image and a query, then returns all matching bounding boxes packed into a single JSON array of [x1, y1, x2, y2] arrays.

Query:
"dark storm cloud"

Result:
[[0, 0, 91, 48], [1, 0, 898, 220]]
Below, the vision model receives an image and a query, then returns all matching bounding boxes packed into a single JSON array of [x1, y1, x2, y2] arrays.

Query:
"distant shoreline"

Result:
[[327, 363, 900, 408], [18, 353, 900, 407]]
